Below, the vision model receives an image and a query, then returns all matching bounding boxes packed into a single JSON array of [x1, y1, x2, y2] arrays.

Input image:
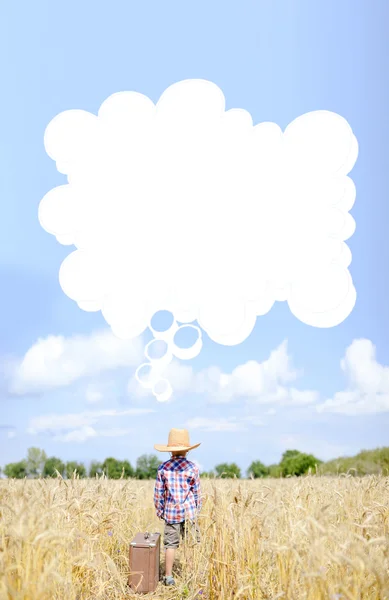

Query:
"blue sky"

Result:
[[0, 0, 388, 475]]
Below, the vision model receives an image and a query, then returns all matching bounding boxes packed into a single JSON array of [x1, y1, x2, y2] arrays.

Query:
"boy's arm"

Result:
[[191, 466, 202, 513], [153, 468, 165, 519]]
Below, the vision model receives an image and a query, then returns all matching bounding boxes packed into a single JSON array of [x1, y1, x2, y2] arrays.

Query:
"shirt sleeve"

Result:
[[153, 468, 165, 519], [191, 466, 202, 513]]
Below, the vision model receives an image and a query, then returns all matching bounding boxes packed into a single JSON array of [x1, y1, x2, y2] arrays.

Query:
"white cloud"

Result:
[[184, 415, 265, 434], [128, 337, 389, 416], [198, 341, 301, 402], [40, 80, 358, 360], [316, 339, 389, 415], [53, 426, 133, 443], [130, 341, 318, 407], [27, 408, 154, 435], [241, 416, 265, 426], [185, 417, 246, 432], [85, 383, 104, 404], [8, 329, 144, 395], [7, 431, 16, 439]]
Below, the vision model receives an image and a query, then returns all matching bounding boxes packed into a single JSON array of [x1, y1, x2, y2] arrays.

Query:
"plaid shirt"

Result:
[[153, 456, 202, 524]]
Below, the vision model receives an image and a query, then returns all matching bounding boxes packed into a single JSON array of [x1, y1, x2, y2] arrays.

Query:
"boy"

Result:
[[154, 428, 202, 586]]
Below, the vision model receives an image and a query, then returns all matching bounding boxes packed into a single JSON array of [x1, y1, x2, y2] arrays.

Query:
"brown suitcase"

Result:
[[128, 531, 161, 593]]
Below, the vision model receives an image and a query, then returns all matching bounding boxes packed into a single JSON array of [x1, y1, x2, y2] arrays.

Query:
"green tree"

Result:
[[214, 462, 241, 478], [280, 452, 322, 476], [102, 457, 134, 479], [121, 460, 134, 478], [316, 446, 389, 476], [26, 447, 47, 478], [135, 454, 160, 479], [102, 457, 122, 479], [4, 461, 27, 479], [281, 450, 301, 462], [66, 461, 86, 479], [268, 463, 282, 478], [43, 457, 65, 478], [89, 461, 103, 478], [375, 447, 389, 472], [247, 460, 269, 478]]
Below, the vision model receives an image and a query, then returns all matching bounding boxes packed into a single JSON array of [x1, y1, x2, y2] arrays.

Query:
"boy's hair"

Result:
[[170, 450, 189, 457]]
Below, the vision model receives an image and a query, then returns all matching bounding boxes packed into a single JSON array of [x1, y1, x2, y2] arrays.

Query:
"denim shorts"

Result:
[[163, 520, 201, 549]]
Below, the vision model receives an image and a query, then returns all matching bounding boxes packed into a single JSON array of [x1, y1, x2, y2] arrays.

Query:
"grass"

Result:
[[0, 474, 388, 599]]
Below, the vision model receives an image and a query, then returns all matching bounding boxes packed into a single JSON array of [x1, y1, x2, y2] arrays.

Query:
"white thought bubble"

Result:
[[39, 78, 358, 401]]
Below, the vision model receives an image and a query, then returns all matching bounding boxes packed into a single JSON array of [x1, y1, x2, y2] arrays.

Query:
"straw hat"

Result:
[[154, 428, 201, 452]]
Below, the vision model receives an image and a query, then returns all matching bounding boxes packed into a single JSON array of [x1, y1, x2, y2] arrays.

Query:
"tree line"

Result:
[[1, 446, 388, 480], [1, 448, 159, 480]]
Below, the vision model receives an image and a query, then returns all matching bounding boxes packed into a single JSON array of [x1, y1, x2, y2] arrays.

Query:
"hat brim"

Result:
[[154, 442, 201, 452]]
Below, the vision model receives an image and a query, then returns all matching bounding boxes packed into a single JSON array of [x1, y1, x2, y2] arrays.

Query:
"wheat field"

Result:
[[0, 475, 388, 600]]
